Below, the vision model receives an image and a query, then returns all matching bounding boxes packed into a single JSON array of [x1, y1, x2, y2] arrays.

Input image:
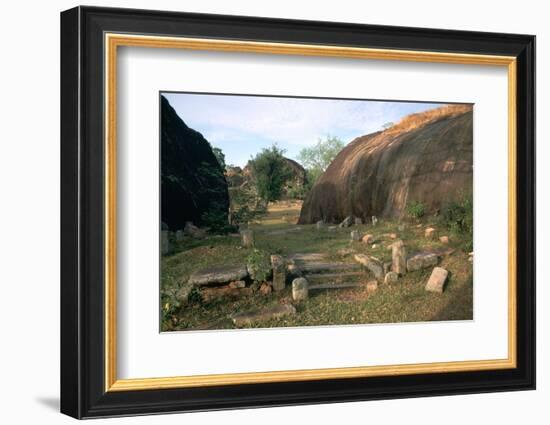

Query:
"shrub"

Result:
[[440, 195, 473, 236], [406, 200, 426, 219], [246, 249, 271, 284]]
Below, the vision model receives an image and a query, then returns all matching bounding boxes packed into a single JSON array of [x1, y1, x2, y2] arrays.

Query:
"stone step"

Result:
[[309, 281, 367, 291], [305, 271, 366, 284], [294, 262, 362, 274]]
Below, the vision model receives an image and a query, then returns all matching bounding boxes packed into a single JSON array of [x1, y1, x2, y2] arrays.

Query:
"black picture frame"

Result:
[[60, 5, 536, 419]]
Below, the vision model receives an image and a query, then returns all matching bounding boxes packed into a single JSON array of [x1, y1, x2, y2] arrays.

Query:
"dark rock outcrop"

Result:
[[161, 96, 229, 230], [298, 105, 473, 224]]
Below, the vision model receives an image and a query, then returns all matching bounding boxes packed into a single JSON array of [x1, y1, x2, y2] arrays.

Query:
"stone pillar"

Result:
[[161, 230, 170, 255], [292, 277, 309, 301], [350, 230, 361, 241], [241, 229, 254, 248], [271, 255, 286, 291], [316, 220, 325, 230], [391, 240, 407, 275], [371, 216, 378, 226]]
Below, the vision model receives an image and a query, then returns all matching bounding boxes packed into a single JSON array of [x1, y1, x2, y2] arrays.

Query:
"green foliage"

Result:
[[201, 206, 235, 234], [246, 248, 271, 284], [406, 200, 426, 219], [440, 195, 473, 242], [211, 147, 226, 170], [382, 121, 395, 129], [249, 144, 293, 204], [297, 135, 344, 185]]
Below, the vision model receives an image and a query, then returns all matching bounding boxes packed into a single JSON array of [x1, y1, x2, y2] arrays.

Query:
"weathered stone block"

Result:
[[384, 271, 399, 284], [241, 229, 254, 247], [367, 280, 378, 292], [339, 216, 353, 228], [354, 254, 384, 280], [292, 277, 309, 301], [425, 267, 448, 293], [406, 253, 439, 272], [389, 240, 407, 275], [271, 255, 286, 291], [350, 230, 361, 241], [188, 265, 248, 286], [354, 217, 363, 225], [316, 220, 325, 230], [425, 227, 436, 239]]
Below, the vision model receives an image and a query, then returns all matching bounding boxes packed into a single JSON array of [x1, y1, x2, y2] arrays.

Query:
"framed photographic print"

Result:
[[60, 6, 536, 419]]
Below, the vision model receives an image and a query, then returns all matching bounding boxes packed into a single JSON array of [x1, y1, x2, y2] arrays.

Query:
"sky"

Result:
[[163, 92, 447, 167]]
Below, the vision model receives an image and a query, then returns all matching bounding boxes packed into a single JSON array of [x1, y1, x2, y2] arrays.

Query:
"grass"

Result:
[[161, 201, 473, 332]]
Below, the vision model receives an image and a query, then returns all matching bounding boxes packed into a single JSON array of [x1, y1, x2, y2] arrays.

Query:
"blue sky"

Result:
[[163, 92, 447, 167]]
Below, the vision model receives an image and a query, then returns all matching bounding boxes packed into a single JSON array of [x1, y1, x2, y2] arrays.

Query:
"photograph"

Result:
[[159, 92, 474, 332]]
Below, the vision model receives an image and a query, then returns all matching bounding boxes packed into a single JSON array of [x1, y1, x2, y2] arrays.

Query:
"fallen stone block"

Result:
[[339, 216, 353, 228], [354, 254, 384, 280], [407, 252, 439, 272], [188, 265, 248, 286], [425, 267, 449, 293]]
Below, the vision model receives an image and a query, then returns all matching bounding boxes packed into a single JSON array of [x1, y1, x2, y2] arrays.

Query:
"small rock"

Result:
[[339, 216, 353, 228], [371, 216, 378, 226], [425, 227, 436, 239], [468, 252, 474, 263], [184, 221, 205, 238], [397, 224, 406, 232], [366, 280, 378, 292], [371, 244, 378, 249], [384, 271, 399, 284], [241, 229, 254, 248], [439, 235, 450, 244], [260, 282, 273, 295], [354, 217, 363, 225], [425, 267, 448, 293], [350, 230, 361, 241], [316, 220, 325, 230], [229, 280, 246, 288], [362, 234, 374, 244], [292, 277, 309, 301], [389, 233, 397, 239]]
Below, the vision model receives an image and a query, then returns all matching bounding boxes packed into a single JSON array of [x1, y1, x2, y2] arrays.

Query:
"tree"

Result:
[[249, 144, 292, 205], [382, 121, 394, 130], [211, 146, 226, 170], [297, 135, 344, 184]]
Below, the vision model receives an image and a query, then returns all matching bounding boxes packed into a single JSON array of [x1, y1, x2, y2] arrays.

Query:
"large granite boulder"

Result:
[[161, 96, 229, 230], [298, 105, 473, 223]]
